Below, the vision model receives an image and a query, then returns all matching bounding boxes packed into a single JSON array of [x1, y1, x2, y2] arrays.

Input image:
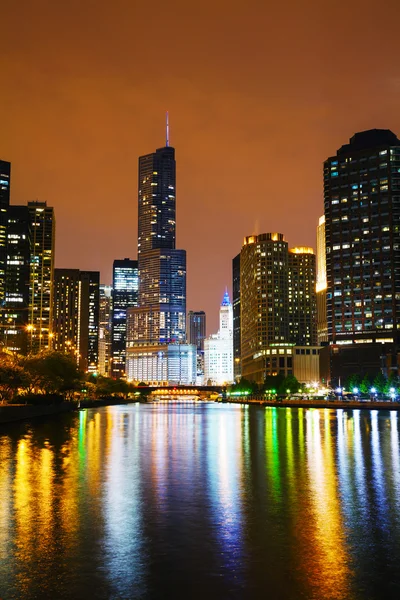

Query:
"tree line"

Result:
[[0, 350, 150, 404]]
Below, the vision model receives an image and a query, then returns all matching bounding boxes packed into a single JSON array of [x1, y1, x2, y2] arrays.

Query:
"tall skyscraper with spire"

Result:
[[126, 117, 188, 383]]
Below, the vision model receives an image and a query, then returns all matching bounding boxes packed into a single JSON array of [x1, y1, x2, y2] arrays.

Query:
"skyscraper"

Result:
[[324, 129, 400, 381], [99, 285, 112, 376], [288, 247, 317, 346], [126, 121, 187, 383], [232, 254, 241, 380], [28, 201, 55, 352], [53, 269, 100, 371], [111, 258, 138, 378], [0, 160, 11, 310], [316, 215, 328, 344], [238, 233, 318, 383], [4, 206, 32, 353]]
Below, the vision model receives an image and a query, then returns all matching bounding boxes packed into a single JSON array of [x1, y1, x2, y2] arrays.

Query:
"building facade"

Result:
[[238, 233, 317, 383], [53, 269, 100, 372], [316, 215, 328, 344], [288, 247, 317, 346], [126, 128, 187, 383], [187, 310, 206, 382], [204, 291, 234, 385], [0, 160, 11, 312], [324, 129, 400, 382], [99, 285, 112, 376], [4, 206, 31, 353], [28, 201, 55, 353], [111, 258, 138, 378], [232, 253, 241, 380]]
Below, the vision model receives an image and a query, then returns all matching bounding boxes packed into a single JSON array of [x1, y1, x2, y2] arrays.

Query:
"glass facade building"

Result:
[[99, 285, 112, 376], [127, 134, 187, 382], [112, 258, 138, 378]]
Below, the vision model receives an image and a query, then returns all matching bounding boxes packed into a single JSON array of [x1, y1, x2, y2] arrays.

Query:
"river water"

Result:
[[1, 403, 400, 599]]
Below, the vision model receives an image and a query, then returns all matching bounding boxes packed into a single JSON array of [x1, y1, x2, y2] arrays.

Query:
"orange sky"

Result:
[[1, 0, 400, 332]]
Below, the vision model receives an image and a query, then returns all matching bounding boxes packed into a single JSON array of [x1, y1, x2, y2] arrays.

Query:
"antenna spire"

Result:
[[166, 111, 169, 147]]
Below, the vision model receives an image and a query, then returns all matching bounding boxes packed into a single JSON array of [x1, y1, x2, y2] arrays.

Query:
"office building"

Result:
[[238, 233, 317, 383], [288, 247, 317, 346], [232, 253, 241, 380], [316, 215, 328, 344], [111, 258, 138, 378], [204, 291, 234, 385], [126, 121, 187, 382], [28, 201, 55, 352], [53, 269, 100, 372], [4, 206, 31, 353], [0, 160, 10, 310], [324, 129, 400, 382], [99, 285, 112, 376], [187, 310, 206, 382]]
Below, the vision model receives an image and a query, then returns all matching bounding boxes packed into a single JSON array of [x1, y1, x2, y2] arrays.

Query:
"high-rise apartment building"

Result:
[[238, 233, 317, 383], [232, 254, 241, 380], [324, 129, 400, 381], [53, 269, 100, 371], [111, 258, 138, 378], [316, 215, 328, 344], [99, 285, 112, 376], [28, 201, 55, 352], [288, 247, 317, 346], [0, 160, 11, 309], [4, 206, 32, 353], [126, 124, 187, 383]]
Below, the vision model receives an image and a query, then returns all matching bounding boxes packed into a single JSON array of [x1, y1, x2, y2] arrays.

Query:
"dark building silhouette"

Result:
[[111, 258, 138, 378], [0, 160, 11, 336], [187, 311, 206, 351], [232, 253, 241, 380], [4, 206, 31, 353], [324, 129, 400, 383], [53, 269, 100, 372]]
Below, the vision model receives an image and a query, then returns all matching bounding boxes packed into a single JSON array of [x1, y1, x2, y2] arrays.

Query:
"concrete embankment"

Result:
[[0, 402, 77, 424], [221, 398, 400, 411]]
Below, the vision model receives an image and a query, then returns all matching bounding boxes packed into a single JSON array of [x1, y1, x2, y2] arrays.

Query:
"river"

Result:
[[0, 403, 399, 599]]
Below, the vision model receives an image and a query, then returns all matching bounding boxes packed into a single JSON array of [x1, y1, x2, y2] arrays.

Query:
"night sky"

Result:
[[1, 0, 400, 333]]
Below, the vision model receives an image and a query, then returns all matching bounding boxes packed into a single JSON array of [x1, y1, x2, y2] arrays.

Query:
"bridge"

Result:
[[138, 385, 226, 400]]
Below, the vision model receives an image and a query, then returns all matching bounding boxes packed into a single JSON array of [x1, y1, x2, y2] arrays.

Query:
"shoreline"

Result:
[[220, 397, 400, 411], [1, 396, 400, 426]]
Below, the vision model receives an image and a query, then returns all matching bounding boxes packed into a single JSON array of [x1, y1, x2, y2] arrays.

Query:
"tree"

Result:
[[23, 351, 83, 397], [373, 372, 387, 394], [360, 374, 371, 395], [0, 361, 26, 404]]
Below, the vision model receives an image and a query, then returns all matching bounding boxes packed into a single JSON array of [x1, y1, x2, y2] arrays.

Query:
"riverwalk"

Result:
[[221, 397, 400, 411]]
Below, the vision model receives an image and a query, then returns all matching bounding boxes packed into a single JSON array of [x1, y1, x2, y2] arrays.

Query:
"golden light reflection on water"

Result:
[[303, 409, 352, 599]]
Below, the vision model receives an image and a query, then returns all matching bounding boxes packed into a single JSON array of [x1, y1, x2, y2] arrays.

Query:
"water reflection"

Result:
[[0, 405, 399, 599]]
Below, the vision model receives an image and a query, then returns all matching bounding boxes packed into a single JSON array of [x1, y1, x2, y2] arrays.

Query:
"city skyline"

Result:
[[2, 1, 400, 333]]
